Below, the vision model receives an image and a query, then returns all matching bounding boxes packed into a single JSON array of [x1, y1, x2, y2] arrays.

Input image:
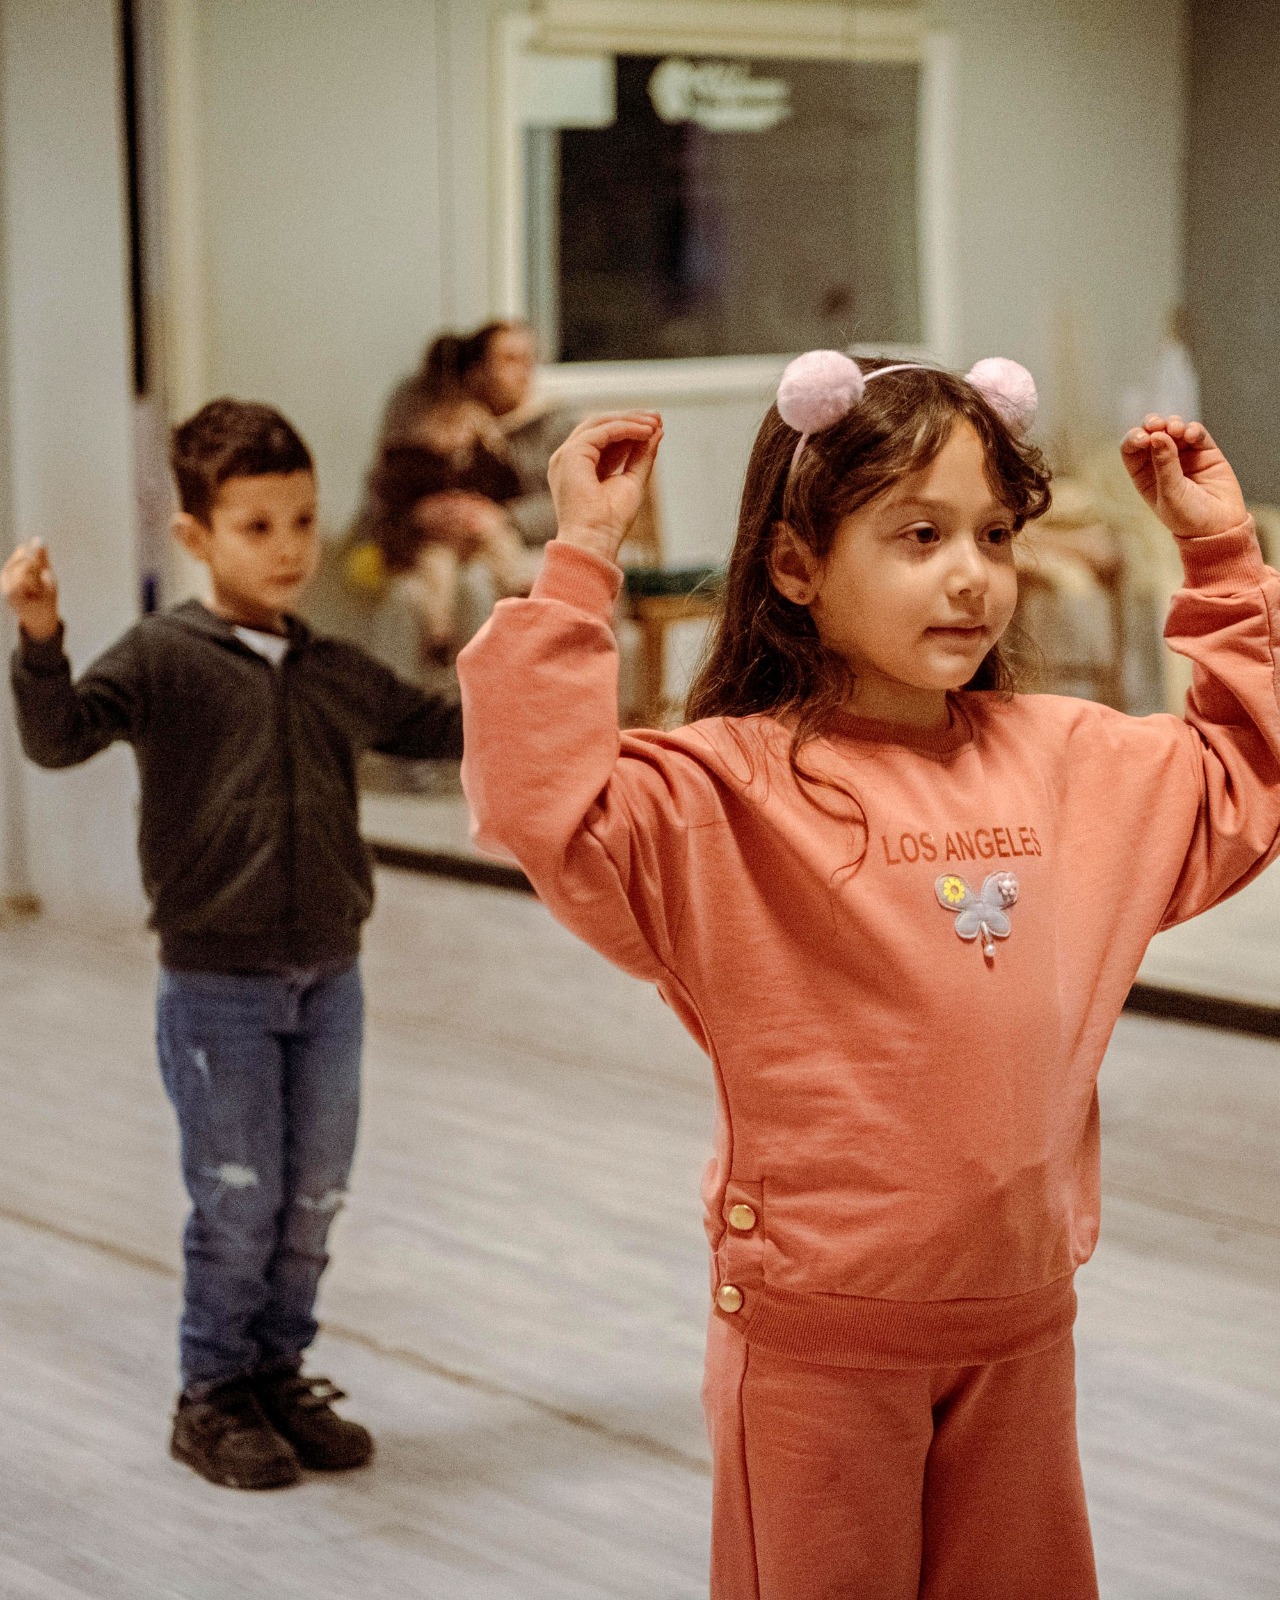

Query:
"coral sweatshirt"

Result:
[[458, 522, 1280, 1366]]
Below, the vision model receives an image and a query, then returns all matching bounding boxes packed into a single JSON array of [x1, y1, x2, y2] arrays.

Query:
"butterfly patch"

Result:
[[936, 872, 1019, 961]]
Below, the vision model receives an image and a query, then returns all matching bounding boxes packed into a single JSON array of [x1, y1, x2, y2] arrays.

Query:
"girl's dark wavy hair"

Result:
[[686, 361, 1052, 772]]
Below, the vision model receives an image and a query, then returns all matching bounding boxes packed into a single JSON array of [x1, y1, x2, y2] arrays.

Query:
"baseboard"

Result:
[[369, 841, 534, 895], [369, 843, 1280, 1039], [1122, 982, 1280, 1040]]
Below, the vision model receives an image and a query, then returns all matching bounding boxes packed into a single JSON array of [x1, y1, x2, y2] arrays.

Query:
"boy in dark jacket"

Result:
[[3, 399, 463, 1490]]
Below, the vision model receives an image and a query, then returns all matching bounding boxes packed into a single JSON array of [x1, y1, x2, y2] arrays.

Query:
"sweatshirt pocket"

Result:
[[292, 793, 373, 928], [150, 799, 288, 936]]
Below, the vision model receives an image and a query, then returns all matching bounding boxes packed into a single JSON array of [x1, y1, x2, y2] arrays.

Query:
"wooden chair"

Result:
[[618, 482, 723, 727], [1014, 497, 1127, 710]]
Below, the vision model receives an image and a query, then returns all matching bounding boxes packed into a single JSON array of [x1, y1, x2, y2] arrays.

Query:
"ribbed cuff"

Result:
[[531, 540, 623, 618], [1175, 517, 1267, 593], [716, 1273, 1077, 1369], [17, 623, 67, 672]]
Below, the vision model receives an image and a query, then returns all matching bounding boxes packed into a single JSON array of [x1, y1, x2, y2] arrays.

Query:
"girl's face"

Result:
[[771, 422, 1019, 726]]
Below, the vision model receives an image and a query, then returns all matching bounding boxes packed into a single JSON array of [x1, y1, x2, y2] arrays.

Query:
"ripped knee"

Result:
[[199, 1161, 261, 1197], [294, 1185, 346, 1217], [279, 1183, 348, 1254]]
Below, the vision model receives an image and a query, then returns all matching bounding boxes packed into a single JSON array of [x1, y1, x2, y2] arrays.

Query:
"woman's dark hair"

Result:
[[686, 361, 1052, 761], [420, 320, 524, 403], [170, 398, 312, 523]]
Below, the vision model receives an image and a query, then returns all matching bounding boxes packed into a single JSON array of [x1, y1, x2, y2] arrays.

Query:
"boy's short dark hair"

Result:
[[170, 398, 313, 522]]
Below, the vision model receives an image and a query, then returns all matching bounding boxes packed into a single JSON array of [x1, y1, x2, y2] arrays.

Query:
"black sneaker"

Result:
[[170, 1377, 301, 1489], [253, 1367, 374, 1471]]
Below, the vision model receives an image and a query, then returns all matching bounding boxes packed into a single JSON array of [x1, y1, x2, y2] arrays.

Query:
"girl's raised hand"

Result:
[[548, 413, 663, 563], [1121, 415, 1248, 540], [1, 539, 60, 641]]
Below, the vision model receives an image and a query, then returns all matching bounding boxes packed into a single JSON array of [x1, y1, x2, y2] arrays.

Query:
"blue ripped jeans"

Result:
[[156, 964, 363, 1395]]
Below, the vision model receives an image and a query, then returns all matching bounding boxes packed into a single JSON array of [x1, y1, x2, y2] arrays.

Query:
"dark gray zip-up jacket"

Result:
[[10, 600, 463, 973]]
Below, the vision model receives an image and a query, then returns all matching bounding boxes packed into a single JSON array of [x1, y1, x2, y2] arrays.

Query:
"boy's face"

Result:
[[175, 471, 319, 629]]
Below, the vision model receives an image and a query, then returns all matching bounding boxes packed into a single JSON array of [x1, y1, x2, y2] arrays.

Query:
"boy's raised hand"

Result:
[[548, 413, 662, 563], [2, 540, 60, 641], [1121, 415, 1248, 541]]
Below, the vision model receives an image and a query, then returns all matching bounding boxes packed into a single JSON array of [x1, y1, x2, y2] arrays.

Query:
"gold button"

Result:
[[716, 1283, 744, 1314], [727, 1204, 757, 1232]]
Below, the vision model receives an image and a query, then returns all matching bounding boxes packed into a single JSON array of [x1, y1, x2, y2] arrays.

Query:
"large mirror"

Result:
[[124, 0, 1280, 1018], [2, 4, 1278, 1591]]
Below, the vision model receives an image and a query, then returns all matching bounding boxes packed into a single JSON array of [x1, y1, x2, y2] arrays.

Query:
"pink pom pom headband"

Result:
[[778, 350, 1038, 476]]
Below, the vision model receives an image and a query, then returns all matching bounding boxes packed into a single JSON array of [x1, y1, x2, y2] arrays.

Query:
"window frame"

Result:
[[489, 3, 957, 388]]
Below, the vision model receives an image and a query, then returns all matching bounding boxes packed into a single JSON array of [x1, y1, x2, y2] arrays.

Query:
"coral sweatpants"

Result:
[[702, 1315, 1099, 1600]]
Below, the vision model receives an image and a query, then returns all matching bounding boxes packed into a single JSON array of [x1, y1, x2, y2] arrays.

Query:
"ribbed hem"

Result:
[[1175, 517, 1267, 593], [159, 929, 361, 975], [718, 1274, 1077, 1369], [531, 540, 624, 617], [17, 625, 68, 672]]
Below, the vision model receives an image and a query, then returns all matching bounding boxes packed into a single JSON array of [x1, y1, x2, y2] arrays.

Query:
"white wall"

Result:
[[192, 0, 446, 537], [0, 0, 147, 928], [183, 0, 803, 556], [939, 0, 1186, 446], [0, 0, 1193, 931]]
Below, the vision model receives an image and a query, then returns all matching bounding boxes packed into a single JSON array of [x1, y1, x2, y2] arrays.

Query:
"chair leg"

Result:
[[1108, 576, 1127, 712], [638, 618, 666, 729]]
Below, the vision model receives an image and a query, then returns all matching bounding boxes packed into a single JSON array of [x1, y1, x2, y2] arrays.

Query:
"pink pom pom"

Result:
[[777, 350, 866, 435], [966, 358, 1037, 434]]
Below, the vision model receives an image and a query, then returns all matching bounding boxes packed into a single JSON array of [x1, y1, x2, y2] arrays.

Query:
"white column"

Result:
[[0, 0, 148, 929]]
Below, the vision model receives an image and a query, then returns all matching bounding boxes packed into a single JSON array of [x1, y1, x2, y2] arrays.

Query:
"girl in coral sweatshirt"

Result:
[[456, 351, 1280, 1600]]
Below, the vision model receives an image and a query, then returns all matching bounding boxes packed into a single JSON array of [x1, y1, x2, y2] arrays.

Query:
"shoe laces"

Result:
[[197, 1381, 269, 1439]]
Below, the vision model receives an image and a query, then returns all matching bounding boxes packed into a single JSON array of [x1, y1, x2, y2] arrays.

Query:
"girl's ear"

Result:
[[768, 520, 822, 605]]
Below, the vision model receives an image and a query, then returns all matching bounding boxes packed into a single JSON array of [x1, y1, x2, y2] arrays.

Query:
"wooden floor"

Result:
[[0, 869, 1278, 1597]]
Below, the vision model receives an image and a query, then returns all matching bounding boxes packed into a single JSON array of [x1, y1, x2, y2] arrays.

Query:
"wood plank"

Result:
[[0, 1216, 710, 1600]]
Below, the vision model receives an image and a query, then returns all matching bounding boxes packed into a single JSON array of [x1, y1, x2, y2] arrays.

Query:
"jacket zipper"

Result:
[[276, 654, 298, 928]]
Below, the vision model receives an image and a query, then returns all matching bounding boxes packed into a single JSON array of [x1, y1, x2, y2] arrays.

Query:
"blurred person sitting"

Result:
[[338, 322, 579, 680], [363, 382, 531, 663], [380, 319, 577, 549], [350, 322, 576, 667]]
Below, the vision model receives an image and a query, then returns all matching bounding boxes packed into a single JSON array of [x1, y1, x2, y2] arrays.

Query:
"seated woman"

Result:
[[351, 323, 576, 668], [381, 319, 577, 544]]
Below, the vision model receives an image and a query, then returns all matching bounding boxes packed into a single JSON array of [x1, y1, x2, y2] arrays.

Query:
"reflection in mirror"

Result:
[[526, 54, 921, 362]]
